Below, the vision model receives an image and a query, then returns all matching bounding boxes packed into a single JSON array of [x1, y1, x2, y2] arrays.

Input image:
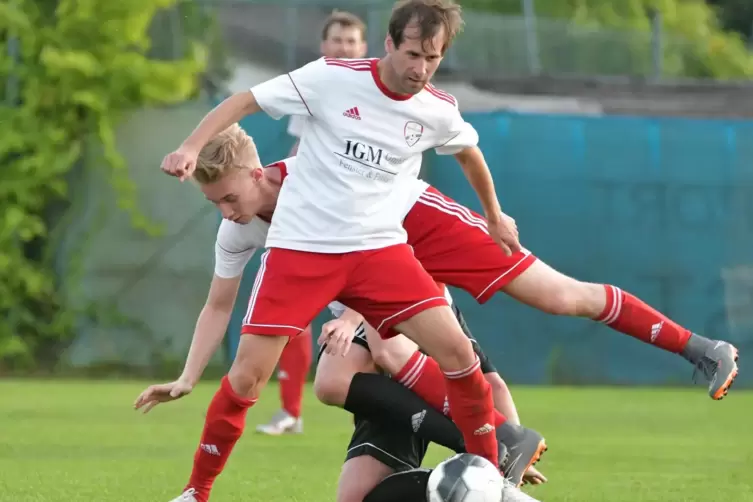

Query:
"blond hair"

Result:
[[193, 124, 259, 184]]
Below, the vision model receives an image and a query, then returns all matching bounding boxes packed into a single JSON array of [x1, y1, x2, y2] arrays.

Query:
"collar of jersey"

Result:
[[370, 59, 413, 102]]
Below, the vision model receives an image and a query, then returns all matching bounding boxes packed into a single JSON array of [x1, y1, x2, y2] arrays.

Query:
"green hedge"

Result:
[[0, 0, 207, 369]]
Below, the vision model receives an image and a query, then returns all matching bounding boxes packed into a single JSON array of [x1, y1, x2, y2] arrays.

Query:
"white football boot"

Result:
[[255, 409, 303, 435], [168, 488, 197, 502]]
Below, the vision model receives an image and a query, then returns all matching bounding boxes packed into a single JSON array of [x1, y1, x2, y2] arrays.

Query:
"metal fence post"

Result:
[[285, 5, 299, 70], [521, 0, 541, 75], [367, 7, 381, 58]]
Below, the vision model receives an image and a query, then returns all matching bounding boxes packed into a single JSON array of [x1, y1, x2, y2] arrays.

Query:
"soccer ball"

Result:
[[426, 453, 503, 502]]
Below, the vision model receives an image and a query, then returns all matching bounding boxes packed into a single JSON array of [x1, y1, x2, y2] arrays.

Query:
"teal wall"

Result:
[[61, 102, 223, 368], [229, 110, 753, 386]]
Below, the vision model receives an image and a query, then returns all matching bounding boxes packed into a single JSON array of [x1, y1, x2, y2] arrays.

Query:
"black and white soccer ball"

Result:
[[426, 453, 503, 502]]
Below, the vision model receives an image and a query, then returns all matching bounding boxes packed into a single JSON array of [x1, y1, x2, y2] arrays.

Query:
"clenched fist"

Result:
[[161, 146, 200, 181]]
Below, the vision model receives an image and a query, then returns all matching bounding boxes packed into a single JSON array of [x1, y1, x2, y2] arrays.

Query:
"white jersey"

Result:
[[213, 157, 432, 313], [287, 115, 306, 139], [250, 57, 478, 253]]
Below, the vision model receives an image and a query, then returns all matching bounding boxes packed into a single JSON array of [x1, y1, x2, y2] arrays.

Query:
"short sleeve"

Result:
[[444, 287, 454, 305], [287, 115, 307, 138], [250, 58, 327, 120], [213, 220, 259, 279], [434, 105, 479, 155]]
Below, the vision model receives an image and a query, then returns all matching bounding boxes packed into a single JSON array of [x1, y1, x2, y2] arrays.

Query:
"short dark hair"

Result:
[[321, 11, 367, 41], [388, 0, 463, 54]]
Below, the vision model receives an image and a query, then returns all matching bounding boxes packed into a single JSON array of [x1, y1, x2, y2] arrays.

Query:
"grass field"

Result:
[[1, 381, 751, 502]]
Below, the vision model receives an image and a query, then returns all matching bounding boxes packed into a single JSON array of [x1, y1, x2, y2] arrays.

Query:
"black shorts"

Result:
[[322, 300, 498, 470], [345, 416, 430, 472]]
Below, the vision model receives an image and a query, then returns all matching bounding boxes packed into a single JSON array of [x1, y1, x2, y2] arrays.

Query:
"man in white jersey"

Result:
[[143, 1, 531, 500], [255, 10, 370, 438]]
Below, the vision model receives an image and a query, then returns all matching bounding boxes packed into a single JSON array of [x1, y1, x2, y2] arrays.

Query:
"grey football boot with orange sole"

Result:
[[682, 335, 739, 400], [496, 422, 548, 488]]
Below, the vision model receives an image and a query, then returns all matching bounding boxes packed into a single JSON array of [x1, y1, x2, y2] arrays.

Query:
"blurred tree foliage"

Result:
[[706, 0, 753, 40], [0, 0, 206, 370], [464, 0, 753, 78], [149, 1, 232, 90]]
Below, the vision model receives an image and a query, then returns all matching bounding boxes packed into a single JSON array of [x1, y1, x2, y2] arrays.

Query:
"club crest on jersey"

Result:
[[404, 121, 424, 147]]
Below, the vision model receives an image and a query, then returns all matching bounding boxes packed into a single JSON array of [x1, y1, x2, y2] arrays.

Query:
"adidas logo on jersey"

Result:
[[411, 410, 426, 432], [343, 107, 361, 120]]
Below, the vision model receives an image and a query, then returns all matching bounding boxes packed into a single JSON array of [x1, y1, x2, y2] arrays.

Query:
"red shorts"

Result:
[[241, 244, 448, 338], [404, 187, 537, 304]]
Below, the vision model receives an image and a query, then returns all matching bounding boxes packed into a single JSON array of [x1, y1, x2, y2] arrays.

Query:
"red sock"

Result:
[[394, 351, 449, 413], [278, 326, 313, 418], [595, 285, 692, 353], [444, 357, 499, 467], [395, 350, 508, 427], [185, 376, 256, 502]]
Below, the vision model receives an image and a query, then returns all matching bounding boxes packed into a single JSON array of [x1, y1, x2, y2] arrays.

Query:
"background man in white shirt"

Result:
[[286, 11, 369, 154]]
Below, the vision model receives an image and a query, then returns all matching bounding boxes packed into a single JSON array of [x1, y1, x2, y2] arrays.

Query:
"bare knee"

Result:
[[226, 334, 288, 400], [439, 335, 475, 370], [227, 361, 268, 400], [315, 346, 378, 406], [314, 368, 353, 407]]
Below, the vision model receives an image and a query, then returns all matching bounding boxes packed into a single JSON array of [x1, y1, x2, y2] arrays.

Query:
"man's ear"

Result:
[[385, 34, 394, 54]]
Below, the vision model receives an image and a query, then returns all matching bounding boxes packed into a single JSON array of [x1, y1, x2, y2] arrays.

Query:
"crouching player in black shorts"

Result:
[[315, 286, 547, 502]]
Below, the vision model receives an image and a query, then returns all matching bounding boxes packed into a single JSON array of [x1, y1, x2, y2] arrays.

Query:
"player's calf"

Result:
[[178, 334, 288, 502], [396, 306, 500, 467], [337, 455, 397, 502], [504, 260, 740, 399]]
